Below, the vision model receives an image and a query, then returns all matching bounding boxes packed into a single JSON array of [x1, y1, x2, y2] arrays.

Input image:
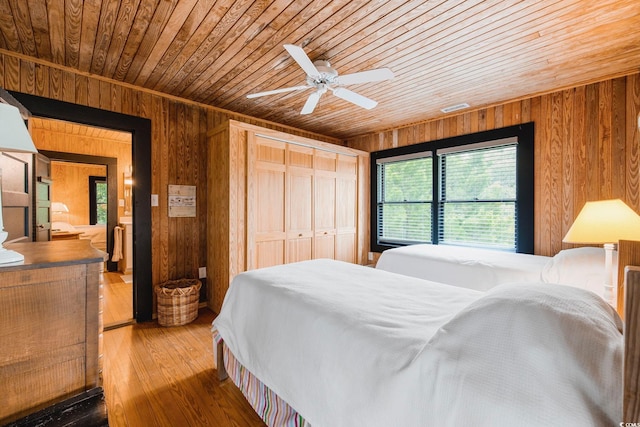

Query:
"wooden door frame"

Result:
[[41, 151, 118, 272], [11, 92, 153, 323]]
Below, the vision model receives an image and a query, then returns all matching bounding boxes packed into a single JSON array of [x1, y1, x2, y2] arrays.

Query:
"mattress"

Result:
[[213, 259, 622, 426]]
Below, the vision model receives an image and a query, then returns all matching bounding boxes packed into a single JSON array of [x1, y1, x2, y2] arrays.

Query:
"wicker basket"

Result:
[[155, 279, 201, 326]]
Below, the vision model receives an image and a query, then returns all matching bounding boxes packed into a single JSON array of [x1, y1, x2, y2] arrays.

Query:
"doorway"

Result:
[[12, 91, 153, 322], [42, 148, 135, 328]]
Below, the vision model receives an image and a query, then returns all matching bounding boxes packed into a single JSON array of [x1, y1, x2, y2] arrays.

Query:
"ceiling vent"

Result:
[[440, 103, 470, 113]]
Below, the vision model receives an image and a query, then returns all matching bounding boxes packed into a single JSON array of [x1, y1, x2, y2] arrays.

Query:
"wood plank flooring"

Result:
[[102, 308, 266, 427], [103, 272, 134, 327]]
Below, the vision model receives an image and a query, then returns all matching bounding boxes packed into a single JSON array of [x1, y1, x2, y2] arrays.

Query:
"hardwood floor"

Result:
[[103, 271, 134, 327], [102, 308, 266, 427]]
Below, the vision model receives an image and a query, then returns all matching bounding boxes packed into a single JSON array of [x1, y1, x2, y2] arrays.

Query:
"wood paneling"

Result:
[[347, 73, 640, 258], [50, 162, 106, 225], [0, 50, 338, 310], [4, 46, 640, 313], [31, 119, 131, 222], [1, 1, 639, 139]]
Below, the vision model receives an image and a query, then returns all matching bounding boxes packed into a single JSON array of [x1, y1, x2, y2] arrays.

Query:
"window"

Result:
[[371, 123, 534, 253], [89, 176, 107, 225], [438, 141, 516, 249], [377, 154, 433, 245]]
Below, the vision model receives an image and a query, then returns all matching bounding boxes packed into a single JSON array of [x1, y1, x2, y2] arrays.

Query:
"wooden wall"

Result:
[[0, 49, 341, 297], [347, 74, 640, 257], [32, 128, 131, 221], [50, 162, 106, 225], [3, 47, 637, 290]]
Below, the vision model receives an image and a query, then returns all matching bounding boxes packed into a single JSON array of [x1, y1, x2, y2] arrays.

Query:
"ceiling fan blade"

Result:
[[247, 85, 310, 98], [331, 87, 377, 110], [301, 91, 321, 115], [284, 44, 320, 78], [336, 68, 394, 85]]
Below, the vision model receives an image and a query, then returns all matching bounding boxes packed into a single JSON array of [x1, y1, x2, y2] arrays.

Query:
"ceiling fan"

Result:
[[247, 44, 394, 115]]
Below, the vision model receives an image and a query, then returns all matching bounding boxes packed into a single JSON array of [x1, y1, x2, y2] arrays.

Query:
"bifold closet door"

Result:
[[250, 136, 287, 269], [335, 155, 358, 263], [248, 132, 360, 269], [287, 145, 314, 263], [314, 151, 337, 260]]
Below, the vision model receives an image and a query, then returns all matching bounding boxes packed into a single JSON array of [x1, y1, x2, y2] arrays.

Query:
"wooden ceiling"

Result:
[[30, 117, 132, 144], [1, 0, 640, 139]]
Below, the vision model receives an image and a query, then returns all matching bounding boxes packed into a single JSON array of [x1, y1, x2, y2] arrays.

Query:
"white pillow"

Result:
[[541, 247, 617, 296]]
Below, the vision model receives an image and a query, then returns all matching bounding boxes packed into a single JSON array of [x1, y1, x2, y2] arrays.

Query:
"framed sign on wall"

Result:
[[168, 185, 196, 218]]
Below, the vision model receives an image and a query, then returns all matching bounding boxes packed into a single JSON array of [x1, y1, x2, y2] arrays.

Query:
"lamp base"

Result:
[[0, 229, 24, 265], [603, 243, 615, 307], [0, 246, 24, 265]]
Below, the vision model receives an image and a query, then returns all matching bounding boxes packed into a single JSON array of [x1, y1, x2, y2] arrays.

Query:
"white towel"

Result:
[[111, 226, 123, 262]]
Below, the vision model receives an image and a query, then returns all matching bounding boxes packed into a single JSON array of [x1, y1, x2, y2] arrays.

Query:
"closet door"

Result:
[[250, 136, 287, 269], [335, 155, 357, 263], [287, 145, 314, 263], [314, 151, 336, 259]]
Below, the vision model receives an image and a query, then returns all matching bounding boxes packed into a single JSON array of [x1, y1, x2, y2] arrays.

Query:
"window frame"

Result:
[[89, 175, 107, 225], [370, 123, 535, 254], [376, 152, 434, 246]]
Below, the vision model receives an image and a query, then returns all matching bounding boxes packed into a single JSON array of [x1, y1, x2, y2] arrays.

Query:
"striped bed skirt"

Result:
[[213, 328, 310, 427]]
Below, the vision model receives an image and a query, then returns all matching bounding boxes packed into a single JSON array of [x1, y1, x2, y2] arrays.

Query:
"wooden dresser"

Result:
[[0, 240, 105, 424]]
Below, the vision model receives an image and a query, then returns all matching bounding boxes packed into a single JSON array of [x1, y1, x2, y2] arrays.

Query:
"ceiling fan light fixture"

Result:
[[247, 44, 394, 115]]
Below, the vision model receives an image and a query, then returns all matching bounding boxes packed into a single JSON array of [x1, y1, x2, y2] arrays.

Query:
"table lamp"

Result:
[[51, 202, 69, 214], [0, 102, 38, 265], [563, 199, 640, 306]]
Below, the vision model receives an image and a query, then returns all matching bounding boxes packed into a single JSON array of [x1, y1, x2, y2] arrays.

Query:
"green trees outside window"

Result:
[[95, 181, 107, 224]]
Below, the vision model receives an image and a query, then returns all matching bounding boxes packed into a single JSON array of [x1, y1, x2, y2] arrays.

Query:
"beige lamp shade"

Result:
[[51, 202, 69, 213], [563, 199, 640, 244]]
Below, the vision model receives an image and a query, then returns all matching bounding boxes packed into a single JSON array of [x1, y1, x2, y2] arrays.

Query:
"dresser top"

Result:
[[1, 240, 107, 271]]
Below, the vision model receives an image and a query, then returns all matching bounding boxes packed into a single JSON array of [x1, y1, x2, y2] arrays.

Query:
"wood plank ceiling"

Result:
[[30, 117, 132, 144], [1, 0, 639, 140]]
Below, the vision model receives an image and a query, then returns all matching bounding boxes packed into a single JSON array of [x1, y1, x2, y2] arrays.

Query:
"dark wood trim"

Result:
[[10, 92, 153, 323]]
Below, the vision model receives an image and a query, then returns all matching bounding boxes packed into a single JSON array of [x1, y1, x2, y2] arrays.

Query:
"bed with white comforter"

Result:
[[376, 244, 616, 297], [52, 221, 107, 252], [213, 259, 622, 426]]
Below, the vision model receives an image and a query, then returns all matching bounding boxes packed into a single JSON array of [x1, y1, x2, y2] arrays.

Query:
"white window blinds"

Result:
[[377, 155, 432, 244], [437, 142, 517, 250]]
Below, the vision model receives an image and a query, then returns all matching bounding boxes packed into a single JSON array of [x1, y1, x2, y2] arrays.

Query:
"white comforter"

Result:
[[376, 244, 551, 291], [213, 259, 622, 427]]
